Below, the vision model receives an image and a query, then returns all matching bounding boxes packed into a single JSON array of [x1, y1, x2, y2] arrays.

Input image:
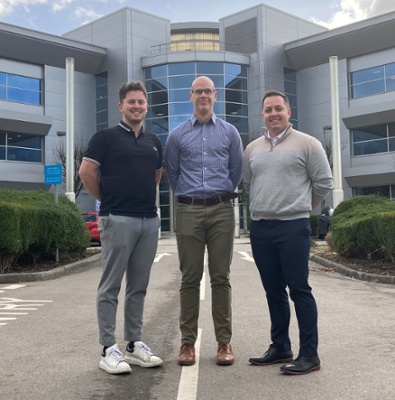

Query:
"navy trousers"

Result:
[[250, 218, 318, 357]]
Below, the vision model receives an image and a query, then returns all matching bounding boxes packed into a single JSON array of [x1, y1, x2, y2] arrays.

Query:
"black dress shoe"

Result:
[[280, 356, 321, 375], [249, 344, 293, 365]]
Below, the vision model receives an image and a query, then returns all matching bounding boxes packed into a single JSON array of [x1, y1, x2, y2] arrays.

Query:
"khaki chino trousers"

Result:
[[175, 201, 235, 345]]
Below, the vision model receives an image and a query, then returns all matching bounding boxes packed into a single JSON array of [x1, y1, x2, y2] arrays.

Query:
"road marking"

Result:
[[154, 253, 171, 262], [238, 251, 255, 262], [200, 252, 208, 301], [177, 328, 202, 400], [0, 297, 53, 328], [2, 284, 27, 290]]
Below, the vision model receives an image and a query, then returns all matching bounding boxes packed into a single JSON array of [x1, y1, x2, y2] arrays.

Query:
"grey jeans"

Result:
[[97, 214, 159, 347]]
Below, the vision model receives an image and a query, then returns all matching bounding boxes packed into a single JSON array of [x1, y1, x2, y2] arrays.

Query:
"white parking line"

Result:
[[2, 284, 27, 290], [177, 328, 202, 400]]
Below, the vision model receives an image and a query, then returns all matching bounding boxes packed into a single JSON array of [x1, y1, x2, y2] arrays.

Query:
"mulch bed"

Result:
[[310, 243, 395, 276]]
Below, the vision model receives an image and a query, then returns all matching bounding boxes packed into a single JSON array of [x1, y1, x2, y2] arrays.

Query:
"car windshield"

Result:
[[83, 215, 97, 222]]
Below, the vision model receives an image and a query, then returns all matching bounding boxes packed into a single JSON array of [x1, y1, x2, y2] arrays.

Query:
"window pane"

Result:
[[227, 116, 248, 133], [146, 118, 169, 134], [169, 75, 195, 89], [149, 90, 168, 106], [145, 77, 168, 92], [8, 74, 40, 90], [169, 89, 190, 102], [352, 126, 387, 142], [146, 65, 168, 79], [351, 80, 385, 98], [197, 62, 223, 75], [169, 102, 193, 115], [225, 63, 247, 78], [385, 63, 395, 77], [147, 104, 168, 118], [226, 102, 247, 116], [168, 63, 195, 75], [225, 89, 247, 104], [353, 139, 388, 155], [353, 185, 390, 197], [351, 66, 384, 85]]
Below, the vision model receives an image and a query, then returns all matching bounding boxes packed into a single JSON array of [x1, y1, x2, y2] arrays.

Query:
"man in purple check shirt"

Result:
[[165, 76, 243, 366]]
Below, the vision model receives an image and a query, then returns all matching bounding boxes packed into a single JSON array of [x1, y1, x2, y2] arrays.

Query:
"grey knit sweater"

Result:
[[243, 125, 333, 221]]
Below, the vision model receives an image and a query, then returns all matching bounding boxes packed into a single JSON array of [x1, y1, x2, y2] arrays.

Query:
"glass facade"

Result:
[[0, 72, 42, 105], [350, 62, 395, 98], [0, 131, 43, 162], [284, 68, 298, 129], [171, 31, 220, 52], [351, 123, 395, 156], [96, 72, 108, 131], [144, 61, 248, 231], [353, 185, 395, 200]]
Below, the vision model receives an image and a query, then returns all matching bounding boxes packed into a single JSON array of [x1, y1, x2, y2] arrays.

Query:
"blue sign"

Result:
[[44, 164, 63, 185]]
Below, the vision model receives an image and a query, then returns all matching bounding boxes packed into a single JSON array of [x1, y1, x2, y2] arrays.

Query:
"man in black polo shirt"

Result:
[[79, 81, 163, 374]]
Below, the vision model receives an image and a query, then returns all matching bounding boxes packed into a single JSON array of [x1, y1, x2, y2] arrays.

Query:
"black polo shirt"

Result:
[[84, 121, 162, 218]]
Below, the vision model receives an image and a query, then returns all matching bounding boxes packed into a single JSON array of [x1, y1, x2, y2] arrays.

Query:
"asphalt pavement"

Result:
[[1, 234, 394, 400]]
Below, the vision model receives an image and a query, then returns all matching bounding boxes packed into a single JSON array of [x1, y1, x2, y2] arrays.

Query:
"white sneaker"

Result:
[[99, 344, 132, 374], [124, 341, 163, 368]]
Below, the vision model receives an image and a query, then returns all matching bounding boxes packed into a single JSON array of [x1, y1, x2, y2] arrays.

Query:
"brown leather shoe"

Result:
[[217, 343, 234, 365], [178, 343, 195, 366]]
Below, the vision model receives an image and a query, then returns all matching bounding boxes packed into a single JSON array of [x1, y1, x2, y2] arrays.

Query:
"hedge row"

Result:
[[0, 189, 90, 273], [331, 195, 395, 263]]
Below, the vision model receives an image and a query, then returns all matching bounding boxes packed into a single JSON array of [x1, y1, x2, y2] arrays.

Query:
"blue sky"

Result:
[[0, 0, 394, 35]]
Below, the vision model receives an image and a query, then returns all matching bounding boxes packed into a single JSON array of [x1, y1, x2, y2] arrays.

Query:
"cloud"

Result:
[[313, 0, 395, 28]]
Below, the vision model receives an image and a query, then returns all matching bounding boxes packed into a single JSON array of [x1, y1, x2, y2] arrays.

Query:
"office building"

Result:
[[1, 4, 394, 231]]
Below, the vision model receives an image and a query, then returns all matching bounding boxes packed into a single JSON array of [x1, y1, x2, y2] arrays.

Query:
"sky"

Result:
[[0, 0, 395, 36]]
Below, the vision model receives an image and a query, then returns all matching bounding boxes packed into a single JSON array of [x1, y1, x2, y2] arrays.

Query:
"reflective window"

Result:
[[284, 68, 298, 129], [144, 61, 249, 231], [168, 63, 195, 75], [353, 185, 393, 199], [96, 72, 108, 131], [197, 62, 223, 75], [0, 131, 43, 162], [350, 63, 395, 98], [0, 72, 42, 105], [352, 123, 395, 156], [146, 65, 168, 79]]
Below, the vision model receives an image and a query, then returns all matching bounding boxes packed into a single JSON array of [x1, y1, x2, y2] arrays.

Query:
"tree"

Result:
[[53, 142, 86, 199]]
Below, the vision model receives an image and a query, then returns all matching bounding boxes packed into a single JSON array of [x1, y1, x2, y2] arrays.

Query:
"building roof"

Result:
[[285, 11, 395, 69], [0, 22, 106, 74]]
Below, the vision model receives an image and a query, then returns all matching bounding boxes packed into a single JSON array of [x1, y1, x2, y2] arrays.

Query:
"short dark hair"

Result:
[[119, 81, 148, 103], [262, 90, 290, 108]]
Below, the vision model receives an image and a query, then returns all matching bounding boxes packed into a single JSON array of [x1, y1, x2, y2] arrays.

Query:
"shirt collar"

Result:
[[191, 113, 216, 126], [119, 120, 144, 135]]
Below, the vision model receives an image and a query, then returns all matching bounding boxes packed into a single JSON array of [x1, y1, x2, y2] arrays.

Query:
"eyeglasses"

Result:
[[191, 89, 216, 95]]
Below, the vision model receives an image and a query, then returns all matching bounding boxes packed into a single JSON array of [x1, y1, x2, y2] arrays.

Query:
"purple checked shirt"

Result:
[[165, 114, 243, 198]]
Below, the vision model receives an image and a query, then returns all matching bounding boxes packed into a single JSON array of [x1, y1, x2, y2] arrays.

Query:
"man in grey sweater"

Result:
[[243, 90, 333, 375]]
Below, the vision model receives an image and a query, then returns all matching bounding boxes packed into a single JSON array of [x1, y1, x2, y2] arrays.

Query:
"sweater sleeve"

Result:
[[307, 138, 334, 209]]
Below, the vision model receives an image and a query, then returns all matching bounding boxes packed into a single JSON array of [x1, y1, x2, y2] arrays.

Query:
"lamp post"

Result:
[[65, 57, 75, 203], [329, 56, 344, 209]]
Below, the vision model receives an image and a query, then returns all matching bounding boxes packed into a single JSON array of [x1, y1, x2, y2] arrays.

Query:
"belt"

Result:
[[177, 192, 239, 206]]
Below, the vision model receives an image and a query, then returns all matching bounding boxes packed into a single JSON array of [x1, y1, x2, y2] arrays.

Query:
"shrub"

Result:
[[0, 189, 90, 272], [331, 195, 395, 262]]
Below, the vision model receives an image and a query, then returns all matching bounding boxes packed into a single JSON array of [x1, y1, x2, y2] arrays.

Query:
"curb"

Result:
[[310, 254, 395, 285], [0, 253, 102, 284], [1, 251, 393, 285]]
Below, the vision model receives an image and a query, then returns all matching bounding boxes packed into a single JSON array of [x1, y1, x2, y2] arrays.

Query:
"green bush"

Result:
[[0, 189, 90, 272], [331, 195, 395, 261]]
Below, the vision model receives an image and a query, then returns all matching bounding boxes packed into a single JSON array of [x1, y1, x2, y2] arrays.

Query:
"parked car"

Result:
[[82, 211, 101, 245]]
